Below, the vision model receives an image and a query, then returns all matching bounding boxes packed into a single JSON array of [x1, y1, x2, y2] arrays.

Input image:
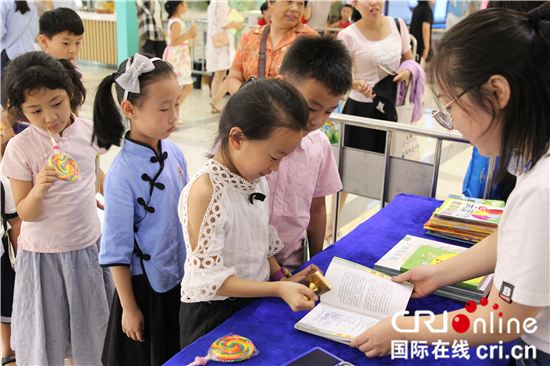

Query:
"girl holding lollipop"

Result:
[[1, 51, 110, 365]]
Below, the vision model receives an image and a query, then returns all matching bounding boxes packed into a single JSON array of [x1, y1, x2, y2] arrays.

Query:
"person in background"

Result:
[[409, 0, 434, 63], [38, 7, 84, 70], [328, 0, 344, 25], [227, 1, 316, 95], [207, 0, 243, 113], [303, 0, 332, 31], [328, 0, 413, 241], [329, 4, 353, 29], [163, 1, 196, 125], [258, 2, 272, 25], [136, 0, 166, 58], [1, 0, 39, 105]]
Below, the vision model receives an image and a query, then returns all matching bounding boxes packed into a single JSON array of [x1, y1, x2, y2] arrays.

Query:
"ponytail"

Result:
[[93, 53, 175, 149], [93, 73, 126, 150]]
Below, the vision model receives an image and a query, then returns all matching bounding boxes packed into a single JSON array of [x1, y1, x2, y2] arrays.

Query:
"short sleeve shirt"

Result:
[[266, 130, 342, 269], [409, 3, 433, 53], [1, 116, 102, 253], [338, 18, 411, 103], [231, 24, 317, 81], [494, 151, 550, 353]]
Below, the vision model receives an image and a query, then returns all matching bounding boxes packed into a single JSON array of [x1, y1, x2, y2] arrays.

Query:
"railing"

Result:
[[327, 113, 496, 241]]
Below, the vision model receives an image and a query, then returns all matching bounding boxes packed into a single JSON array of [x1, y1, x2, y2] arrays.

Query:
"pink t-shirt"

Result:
[[1, 116, 102, 253], [266, 130, 342, 270], [338, 17, 411, 103]]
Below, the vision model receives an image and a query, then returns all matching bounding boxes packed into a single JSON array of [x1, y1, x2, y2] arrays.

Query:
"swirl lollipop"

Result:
[[0, 121, 5, 136], [47, 128, 80, 182], [187, 334, 258, 365]]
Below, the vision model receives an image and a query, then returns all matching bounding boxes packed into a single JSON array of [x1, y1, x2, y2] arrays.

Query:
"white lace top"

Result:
[[178, 159, 284, 303], [369, 35, 402, 80]]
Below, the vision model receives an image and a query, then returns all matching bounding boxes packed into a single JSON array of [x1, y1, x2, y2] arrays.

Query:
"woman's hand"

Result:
[[285, 264, 320, 283], [232, 21, 244, 31], [349, 317, 396, 357], [392, 264, 443, 299], [121, 305, 145, 342], [33, 166, 58, 198], [278, 282, 318, 311], [357, 80, 376, 99], [393, 68, 412, 85]]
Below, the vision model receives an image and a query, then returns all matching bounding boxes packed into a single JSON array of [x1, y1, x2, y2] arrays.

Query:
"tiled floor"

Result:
[[78, 62, 474, 245]]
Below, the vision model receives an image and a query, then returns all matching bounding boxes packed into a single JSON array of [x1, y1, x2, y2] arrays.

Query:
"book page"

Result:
[[295, 303, 380, 341], [375, 235, 467, 271], [322, 258, 413, 319]]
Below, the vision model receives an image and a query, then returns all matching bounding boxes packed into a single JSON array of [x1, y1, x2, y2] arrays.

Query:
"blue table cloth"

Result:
[[166, 194, 513, 365]]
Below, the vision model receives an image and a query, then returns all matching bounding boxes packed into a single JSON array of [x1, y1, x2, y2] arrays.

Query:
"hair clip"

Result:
[[115, 53, 161, 100]]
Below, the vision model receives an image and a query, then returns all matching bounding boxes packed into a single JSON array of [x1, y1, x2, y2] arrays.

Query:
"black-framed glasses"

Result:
[[431, 89, 471, 130]]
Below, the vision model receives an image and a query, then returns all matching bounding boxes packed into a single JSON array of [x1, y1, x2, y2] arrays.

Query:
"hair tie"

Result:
[[110, 72, 118, 83], [528, 8, 542, 30]]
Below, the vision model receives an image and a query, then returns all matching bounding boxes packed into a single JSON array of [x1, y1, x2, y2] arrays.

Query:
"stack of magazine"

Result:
[[374, 235, 493, 303], [423, 195, 505, 244]]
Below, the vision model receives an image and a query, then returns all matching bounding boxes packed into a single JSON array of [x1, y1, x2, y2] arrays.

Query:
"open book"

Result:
[[295, 257, 413, 344]]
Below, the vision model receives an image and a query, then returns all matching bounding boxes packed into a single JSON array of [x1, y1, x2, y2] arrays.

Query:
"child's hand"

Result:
[[349, 317, 396, 357], [121, 305, 145, 342], [357, 80, 376, 99], [392, 264, 443, 299], [285, 264, 321, 283], [33, 166, 58, 197], [278, 282, 317, 312], [188, 26, 197, 39]]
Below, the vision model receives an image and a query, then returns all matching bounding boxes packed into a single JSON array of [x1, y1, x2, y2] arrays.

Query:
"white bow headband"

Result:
[[115, 53, 160, 101]]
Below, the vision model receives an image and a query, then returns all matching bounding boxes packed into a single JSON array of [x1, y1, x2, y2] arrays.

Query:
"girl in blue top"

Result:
[[93, 53, 190, 366]]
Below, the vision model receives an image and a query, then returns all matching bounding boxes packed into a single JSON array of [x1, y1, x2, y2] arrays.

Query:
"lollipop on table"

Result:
[[187, 334, 258, 365], [47, 128, 80, 182]]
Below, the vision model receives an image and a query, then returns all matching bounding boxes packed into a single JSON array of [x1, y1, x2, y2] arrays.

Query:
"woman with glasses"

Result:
[[350, 3, 550, 364]]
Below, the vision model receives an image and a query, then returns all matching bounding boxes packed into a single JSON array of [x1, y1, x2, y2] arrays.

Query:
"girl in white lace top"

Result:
[[178, 79, 321, 347]]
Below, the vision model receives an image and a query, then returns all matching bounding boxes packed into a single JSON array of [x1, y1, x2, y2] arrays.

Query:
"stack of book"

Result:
[[423, 195, 505, 244], [374, 235, 493, 303]]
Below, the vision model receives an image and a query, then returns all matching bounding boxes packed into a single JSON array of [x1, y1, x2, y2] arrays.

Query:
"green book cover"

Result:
[[400, 245, 484, 290]]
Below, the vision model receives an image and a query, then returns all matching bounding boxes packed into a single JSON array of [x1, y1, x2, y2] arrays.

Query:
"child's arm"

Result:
[[111, 266, 144, 342], [216, 275, 317, 311], [306, 196, 326, 258], [169, 21, 196, 46], [9, 166, 58, 222], [7, 216, 21, 255]]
